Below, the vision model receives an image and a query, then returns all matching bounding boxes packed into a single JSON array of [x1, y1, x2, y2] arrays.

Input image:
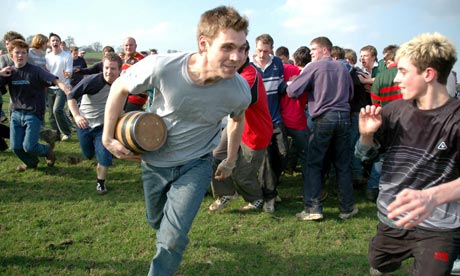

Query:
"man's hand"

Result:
[[359, 105, 382, 136], [73, 114, 89, 129], [0, 66, 12, 77], [103, 138, 141, 162], [387, 188, 437, 229], [215, 159, 235, 180]]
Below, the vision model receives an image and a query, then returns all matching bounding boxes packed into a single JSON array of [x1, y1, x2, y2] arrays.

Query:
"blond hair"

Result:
[[396, 33, 457, 84], [30, 34, 48, 49]]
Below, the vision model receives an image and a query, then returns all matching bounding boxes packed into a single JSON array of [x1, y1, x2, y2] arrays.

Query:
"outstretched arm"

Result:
[[215, 113, 245, 180]]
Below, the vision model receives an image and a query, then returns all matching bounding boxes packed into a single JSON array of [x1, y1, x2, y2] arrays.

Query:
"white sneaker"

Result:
[[209, 193, 238, 211], [296, 210, 323, 221], [240, 199, 264, 211], [452, 258, 460, 275], [61, 134, 71, 141], [263, 198, 275, 213], [339, 207, 359, 220]]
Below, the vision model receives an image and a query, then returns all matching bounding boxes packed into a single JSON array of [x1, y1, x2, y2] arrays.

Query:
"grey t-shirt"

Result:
[[122, 52, 251, 167]]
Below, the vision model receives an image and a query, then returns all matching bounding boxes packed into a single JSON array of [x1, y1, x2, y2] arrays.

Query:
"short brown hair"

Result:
[[7, 39, 29, 55], [197, 6, 249, 51], [3, 31, 25, 44], [310, 36, 332, 53], [360, 45, 378, 59], [255, 34, 274, 48], [103, 52, 123, 69]]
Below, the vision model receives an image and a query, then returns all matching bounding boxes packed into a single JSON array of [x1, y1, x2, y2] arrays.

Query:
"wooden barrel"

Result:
[[114, 111, 167, 153]]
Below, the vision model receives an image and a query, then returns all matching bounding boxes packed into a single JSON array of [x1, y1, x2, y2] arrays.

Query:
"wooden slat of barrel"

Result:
[[115, 111, 167, 153]]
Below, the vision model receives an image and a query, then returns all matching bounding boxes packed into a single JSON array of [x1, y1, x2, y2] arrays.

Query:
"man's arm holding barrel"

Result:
[[102, 77, 141, 161]]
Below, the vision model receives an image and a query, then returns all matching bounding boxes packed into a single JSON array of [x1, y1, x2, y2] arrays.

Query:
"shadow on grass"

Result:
[[0, 255, 148, 276], [179, 240, 377, 275]]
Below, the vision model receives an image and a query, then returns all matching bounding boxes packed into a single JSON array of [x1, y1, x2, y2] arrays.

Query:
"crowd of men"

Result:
[[1, 5, 460, 275]]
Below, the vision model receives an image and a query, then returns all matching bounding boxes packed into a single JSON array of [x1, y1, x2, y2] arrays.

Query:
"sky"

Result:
[[2, 0, 460, 74]]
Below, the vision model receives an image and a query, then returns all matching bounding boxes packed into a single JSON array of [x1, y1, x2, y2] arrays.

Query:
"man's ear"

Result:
[[198, 35, 208, 53], [424, 67, 437, 83]]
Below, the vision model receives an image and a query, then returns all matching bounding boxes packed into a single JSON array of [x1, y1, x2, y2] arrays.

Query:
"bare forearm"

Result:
[[428, 178, 460, 206], [225, 114, 245, 165], [67, 99, 80, 118], [102, 78, 129, 146]]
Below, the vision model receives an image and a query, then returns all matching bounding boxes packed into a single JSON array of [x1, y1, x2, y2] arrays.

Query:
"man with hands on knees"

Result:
[[102, 6, 250, 276], [355, 33, 460, 276]]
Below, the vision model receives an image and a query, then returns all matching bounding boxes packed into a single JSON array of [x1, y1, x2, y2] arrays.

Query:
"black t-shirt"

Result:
[[0, 63, 57, 120]]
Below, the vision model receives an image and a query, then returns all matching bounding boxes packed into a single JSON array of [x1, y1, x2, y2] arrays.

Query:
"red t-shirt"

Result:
[[280, 64, 307, 130], [239, 64, 273, 150], [123, 52, 148, 105]]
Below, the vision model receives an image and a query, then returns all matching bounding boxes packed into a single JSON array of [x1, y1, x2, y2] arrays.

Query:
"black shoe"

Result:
[[366, 188, 379, 202], [96, 182, 108, 195]]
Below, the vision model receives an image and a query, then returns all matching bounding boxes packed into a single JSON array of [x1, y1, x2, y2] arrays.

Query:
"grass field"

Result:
[[0, 95, 412, 275]]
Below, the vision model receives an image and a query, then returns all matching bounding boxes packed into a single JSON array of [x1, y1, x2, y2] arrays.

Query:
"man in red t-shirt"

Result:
[[209, 41, 273, 211], [122, 37, 148, 111], [276, 46, 309, 176]]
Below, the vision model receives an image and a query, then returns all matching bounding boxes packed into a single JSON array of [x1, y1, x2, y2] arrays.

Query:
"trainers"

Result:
[[96, 182, 108, 195], [209, 193, 238, 211], [15, 164, 37, 172], [296, 210, 323, 221], [451, 258, 460, 275], [45, 150, 56, 167], [263, 198, 275, 213], [339, 207, 359, 219], [240, 199, 264, 211], [61, 134, 71, 141], [369, 267, 388, 276]]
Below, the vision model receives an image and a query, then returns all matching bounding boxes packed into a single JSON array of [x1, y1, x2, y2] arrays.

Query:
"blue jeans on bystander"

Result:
[[304, 111, 355, 214], [10, 110, 50, 167]]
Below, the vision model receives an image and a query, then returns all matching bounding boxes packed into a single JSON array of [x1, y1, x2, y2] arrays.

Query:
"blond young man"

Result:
[[355, 33, 459, 276]]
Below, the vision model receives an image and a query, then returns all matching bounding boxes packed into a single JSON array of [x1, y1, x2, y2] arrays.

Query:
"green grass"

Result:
[[0, 96, 412, 275], [82, 52, 102, 66]]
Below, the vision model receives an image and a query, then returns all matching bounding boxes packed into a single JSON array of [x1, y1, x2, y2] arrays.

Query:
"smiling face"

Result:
[[102, 59, 121, 84], [200, 29, 247, 80], [393, 56, 427, 100]]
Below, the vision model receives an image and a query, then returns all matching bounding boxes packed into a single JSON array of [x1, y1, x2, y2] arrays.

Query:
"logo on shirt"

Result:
[[437, 141, 448, 150]]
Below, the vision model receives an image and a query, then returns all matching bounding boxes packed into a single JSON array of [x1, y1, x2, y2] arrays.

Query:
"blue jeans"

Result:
[[304, 111, 354, 214], [286, 127, 309, 178], [142, 154, 213, 276], [367, 156, 383, 190], [76, 125, 112, 167], [10, 110, 50, 167], [48, 88, 72, 136]]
